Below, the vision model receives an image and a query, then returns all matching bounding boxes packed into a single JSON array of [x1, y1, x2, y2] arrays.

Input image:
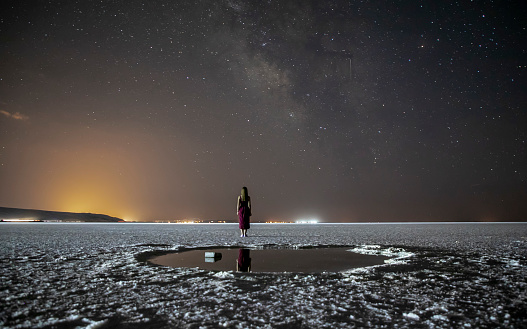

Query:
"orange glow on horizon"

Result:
[[27, 137, 148, 220]]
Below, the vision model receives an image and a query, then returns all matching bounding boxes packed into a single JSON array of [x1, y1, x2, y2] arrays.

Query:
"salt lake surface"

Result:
[[1, 223, 526, 328]]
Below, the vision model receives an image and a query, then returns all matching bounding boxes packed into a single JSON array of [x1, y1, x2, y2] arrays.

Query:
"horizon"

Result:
[[1, 205, 525, 224]]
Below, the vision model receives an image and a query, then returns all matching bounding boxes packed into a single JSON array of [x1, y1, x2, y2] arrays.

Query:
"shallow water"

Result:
[[149, 247, 390, 272]]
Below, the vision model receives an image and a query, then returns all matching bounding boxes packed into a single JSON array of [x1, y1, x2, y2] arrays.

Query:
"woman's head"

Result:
[[241, 186, 249, 200]]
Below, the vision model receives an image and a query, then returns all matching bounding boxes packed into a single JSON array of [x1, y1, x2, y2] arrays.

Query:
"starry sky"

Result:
[[1, 0, 526, 222]]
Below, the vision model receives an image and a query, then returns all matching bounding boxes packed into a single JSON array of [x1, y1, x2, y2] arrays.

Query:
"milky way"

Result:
[[1, 1, 526, 221]]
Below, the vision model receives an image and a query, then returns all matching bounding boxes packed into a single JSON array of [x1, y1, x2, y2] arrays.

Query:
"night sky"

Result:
[[1, 1, 526, 222]]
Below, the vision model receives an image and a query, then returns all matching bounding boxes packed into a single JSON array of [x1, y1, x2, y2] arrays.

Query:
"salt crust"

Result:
[[0, 223, 526, 328]]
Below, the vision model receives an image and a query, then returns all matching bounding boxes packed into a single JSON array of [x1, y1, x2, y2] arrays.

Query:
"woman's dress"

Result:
[[237, 248, 251, 272], [238, 198, 250, 229]]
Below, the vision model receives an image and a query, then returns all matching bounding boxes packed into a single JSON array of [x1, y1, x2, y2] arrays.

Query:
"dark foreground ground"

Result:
[[0, 223, 526, 328]]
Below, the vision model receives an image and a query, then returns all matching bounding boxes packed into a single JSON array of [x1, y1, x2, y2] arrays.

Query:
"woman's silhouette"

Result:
[[236, 248, 251, 272], [237, 186, 251, 237]]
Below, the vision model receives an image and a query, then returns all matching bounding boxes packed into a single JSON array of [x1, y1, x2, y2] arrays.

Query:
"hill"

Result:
[[0, 207, 123, 222]]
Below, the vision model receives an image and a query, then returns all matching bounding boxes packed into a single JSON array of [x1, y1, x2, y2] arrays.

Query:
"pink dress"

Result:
[[238, 197, 251, 229], [237, 248, 251, 272]]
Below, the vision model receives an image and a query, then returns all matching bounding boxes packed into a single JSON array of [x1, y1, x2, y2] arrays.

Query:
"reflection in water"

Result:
[[236, 248, 251, 272], [149, 248, 390, 273], [205, 251, 222, 263]]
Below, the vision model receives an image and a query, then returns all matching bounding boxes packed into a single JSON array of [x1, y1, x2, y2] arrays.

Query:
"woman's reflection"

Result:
[[236, 248, 251, 272]]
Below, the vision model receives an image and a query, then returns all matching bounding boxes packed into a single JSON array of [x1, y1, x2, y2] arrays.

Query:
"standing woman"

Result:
[[237, 186, 251, 237]]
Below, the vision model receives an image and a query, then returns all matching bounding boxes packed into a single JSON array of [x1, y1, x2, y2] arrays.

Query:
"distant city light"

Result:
[[295, 219, 319, 224], [1, 218, 41, 222]]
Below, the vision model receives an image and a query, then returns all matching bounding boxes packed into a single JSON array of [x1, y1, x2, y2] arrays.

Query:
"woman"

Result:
[[236, 248, 251, 272], [237, 186, 251, 237]]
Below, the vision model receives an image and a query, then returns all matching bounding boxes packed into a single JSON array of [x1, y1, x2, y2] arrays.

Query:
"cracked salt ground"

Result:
[[1, 223, 526, 328]]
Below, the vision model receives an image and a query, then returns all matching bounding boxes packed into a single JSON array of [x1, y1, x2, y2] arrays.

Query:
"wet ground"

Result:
[[1, 223, 526, 328]]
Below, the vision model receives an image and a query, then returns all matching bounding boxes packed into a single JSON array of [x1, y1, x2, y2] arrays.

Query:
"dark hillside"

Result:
[[0, 207, 123, 222]]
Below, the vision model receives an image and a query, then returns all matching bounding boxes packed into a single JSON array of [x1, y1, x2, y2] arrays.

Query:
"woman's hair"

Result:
[[241, 186, 249, 201]]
